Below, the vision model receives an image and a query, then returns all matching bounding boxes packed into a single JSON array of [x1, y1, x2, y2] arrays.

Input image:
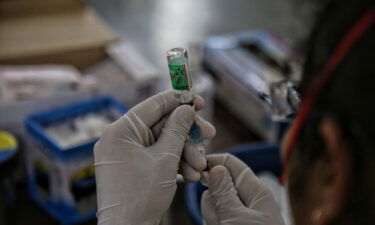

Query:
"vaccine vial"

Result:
[[167, 47, 195, 103]]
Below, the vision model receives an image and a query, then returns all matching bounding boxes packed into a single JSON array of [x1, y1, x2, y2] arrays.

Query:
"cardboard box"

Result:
[[0, 1, 117, 70], [0, 0, 86, 18]]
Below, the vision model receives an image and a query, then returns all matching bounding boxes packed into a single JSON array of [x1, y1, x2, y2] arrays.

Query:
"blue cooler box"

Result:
[[25, 97, 127, 225]]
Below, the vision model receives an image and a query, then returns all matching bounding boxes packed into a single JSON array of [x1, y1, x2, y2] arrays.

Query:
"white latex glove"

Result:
[[201, 153, 285, 225], [94, 90, 215, 225]]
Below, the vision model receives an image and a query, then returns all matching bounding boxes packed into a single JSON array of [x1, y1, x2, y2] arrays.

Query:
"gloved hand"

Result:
[[94, 90, 215, 225], [201, 153, 285, 225]]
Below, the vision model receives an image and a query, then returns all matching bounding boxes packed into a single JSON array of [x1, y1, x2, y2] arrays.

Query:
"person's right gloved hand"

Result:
[[201, 153, 285, 225], [94, 90, 215, 225]]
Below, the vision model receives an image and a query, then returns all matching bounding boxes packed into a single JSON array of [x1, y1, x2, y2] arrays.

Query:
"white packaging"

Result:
[[0, 65, 81, 100]]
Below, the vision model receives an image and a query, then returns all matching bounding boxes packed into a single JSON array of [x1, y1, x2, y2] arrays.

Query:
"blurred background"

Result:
[[0, 0, 318, 224]]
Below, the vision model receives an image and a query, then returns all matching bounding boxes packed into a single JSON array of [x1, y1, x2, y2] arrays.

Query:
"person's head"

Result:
[[281, 0, 374, 225]]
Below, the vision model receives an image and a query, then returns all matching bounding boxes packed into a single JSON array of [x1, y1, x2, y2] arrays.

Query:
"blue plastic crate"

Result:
[[25, 96, 127, 161], [24, 96, 127, 225]]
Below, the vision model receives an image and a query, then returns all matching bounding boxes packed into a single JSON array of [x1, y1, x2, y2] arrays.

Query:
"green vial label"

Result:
[[168, 64, 191, 91]]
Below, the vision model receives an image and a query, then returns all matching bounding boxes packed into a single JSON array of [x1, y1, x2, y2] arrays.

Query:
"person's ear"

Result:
[[311, 118, 353, 225]]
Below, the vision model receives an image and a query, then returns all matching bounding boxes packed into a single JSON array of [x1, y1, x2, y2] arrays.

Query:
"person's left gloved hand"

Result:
[[94, 91, 215, 225], [201, 153, 285, 225]]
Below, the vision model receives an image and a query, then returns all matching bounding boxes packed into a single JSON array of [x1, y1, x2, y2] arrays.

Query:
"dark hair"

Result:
[[290, 0, 375, 224]]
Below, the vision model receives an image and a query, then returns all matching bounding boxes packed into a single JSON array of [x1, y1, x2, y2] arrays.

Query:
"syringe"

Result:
[[166, 47, 207, 161]]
